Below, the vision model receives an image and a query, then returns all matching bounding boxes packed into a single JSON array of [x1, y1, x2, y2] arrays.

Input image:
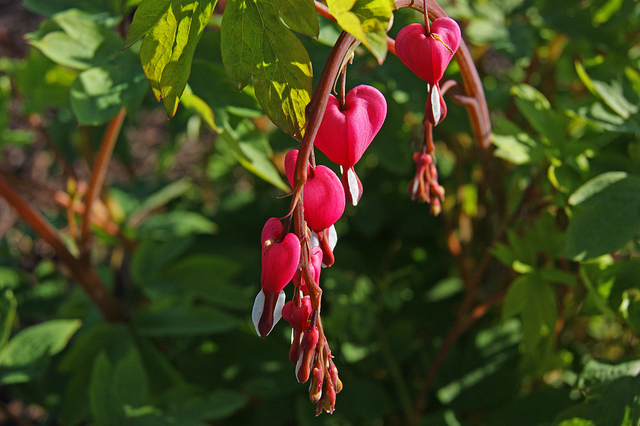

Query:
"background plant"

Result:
[[0, 0, 639, 424]]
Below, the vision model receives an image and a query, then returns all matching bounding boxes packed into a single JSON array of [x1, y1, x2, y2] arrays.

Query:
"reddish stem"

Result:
[[80, 108, 126, 254]]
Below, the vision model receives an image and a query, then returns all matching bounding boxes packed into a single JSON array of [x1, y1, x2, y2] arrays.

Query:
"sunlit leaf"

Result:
[[140, 0, 216, 117], [327, 0, 395, 63], [221, 0, 317, 136]]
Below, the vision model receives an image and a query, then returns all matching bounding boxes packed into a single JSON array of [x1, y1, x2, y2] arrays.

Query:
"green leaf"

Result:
[[148, 255, 249, 310], [124, 0, 173, 48], [23, 0, 119, 17], [140, 0, 216, 118], [70, 60, 148, 125], [511, 84, 567, 147], [502, 274, 557, 350], [112, 349, 149, 409], [89, 352, 120, 426], [553, 375, 640, 425], [577, 358, 640, 388], [134, 303, 238, 336], [0, 319, 82, 367], [221, 0, 317, 136], [327, 0, 395, 63], [575, 61, 638, 119], [180, 85, 219, 132], [564, 173, 640, 260], [0, 290, 17, 348], [137, 211, 218, 239], [218, 119, 289, 191], [491, 117, 544, 165], [27, 9, 123, 70]]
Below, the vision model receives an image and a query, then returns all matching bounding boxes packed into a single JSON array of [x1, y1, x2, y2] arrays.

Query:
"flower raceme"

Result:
[[252, 217, 301, 338], [313, 85, 387, 206], [285, 150, 345, 233]]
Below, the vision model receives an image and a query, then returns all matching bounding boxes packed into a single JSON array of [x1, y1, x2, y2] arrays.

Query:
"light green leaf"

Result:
[[327, 0, 395, 63], [70, 60, 148, 125], [511, 84, 567, 147], [575, 61, 638, 119], [181, 85, 219, 132], [564, 173, 640, 260], [137, 211, 218, 239], [491, 117, 544, 165], [27, 9, 123, 70], [124, 0, 173, 48], [221, 0, 317, 136], [0, 319, 82, 367], [218, 119, 289, 191], [140, 0, 216, 118]]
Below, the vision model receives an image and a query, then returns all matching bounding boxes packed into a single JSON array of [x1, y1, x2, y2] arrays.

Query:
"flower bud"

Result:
[[296, 327, 319, 383]]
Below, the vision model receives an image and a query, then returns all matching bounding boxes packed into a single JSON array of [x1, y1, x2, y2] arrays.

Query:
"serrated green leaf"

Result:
[[221, 0, 316, 136], [327, 0, 394, 63], [564, 173, 640, 260], [124, 0, 173, 48], [27, 9, 123, 70], [140, 0, 215, 118]]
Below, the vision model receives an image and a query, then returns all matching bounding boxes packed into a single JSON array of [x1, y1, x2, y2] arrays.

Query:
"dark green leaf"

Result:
[[134, 303, 238, 336], [89, 352, 120, 426], [221, 0, 316, 136], [0, 290, 16, 349], [137, 211, 218, 239], [502, 274, 557, 350], [564, 173, 640, 260]]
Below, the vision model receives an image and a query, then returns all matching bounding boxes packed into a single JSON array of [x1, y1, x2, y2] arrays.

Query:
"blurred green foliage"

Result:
[[0, 0, 639, 424]]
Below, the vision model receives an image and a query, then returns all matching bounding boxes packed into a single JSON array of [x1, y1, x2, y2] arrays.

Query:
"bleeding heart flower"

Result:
[[253, 217, 301, 338], [395, 18, 461, 86], [285, 150, 345, 232], [282, 296, 312, 332], [313, 85, 387, 206]]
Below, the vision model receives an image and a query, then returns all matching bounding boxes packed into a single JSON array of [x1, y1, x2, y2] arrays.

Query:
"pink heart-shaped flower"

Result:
[[260, 218, 300, 294], [395, 18, 461, 85], [314, 85, 387, 169], [313, 85, 387, 205], [285, 150, 345, 232]]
